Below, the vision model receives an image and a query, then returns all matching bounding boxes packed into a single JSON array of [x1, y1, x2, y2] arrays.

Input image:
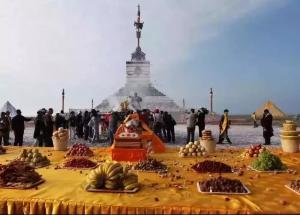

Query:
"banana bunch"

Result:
[[122, 172, 139, 190], [86, 161, 139, 190]]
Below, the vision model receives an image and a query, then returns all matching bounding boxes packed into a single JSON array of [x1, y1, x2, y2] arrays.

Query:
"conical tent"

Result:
[[0, 101, 17, 117], [255, 101, 286, 119]]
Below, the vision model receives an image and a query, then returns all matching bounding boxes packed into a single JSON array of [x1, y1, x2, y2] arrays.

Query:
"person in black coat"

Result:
[[165, 112, 176, 143], [76, 111, 84, 138], [83, 111, 90, 141], [55, 110, 67, 130], [261, 109, 273, 145], [44, 108, 54, 147], [33, 111, 46, 147], [11, 109, 31, 146], [197, 107, 208, 138]]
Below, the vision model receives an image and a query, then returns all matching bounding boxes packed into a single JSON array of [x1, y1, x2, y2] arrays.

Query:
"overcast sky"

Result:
[[0, 0, 299, 115]]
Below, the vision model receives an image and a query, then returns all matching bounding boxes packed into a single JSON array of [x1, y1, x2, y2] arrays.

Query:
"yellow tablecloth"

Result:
[[0, 146, 300, 214]]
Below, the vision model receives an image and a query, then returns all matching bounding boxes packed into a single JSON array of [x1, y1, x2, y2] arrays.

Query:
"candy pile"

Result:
[[65, 143, 94, 157], [192, 160, 232, 173], [63, 157, 97, 169], [241, 144, 267, 158], [0, 161, 43, 188], [199, 176, 248, 193], [134, 158, 168, 172], [178, 141, 206, 157]]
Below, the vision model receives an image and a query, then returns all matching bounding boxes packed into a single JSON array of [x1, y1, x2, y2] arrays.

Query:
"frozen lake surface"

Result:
[[18, 124, 281, 148]]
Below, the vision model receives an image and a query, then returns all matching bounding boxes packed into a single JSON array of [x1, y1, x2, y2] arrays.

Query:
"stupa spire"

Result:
[[132, 4, 145, 61], [134, 4, 143, 48]]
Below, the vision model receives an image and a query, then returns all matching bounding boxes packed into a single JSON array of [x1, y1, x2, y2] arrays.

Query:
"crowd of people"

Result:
[[185, 108, 274, 145], [32, 108, 177, 146], [1, 106, 275, 147], [185, 107, 209, 143], [0, 110, 31, 146]]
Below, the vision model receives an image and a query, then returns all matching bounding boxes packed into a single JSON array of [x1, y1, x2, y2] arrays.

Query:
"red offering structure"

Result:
[[111, 113, 165, 161]]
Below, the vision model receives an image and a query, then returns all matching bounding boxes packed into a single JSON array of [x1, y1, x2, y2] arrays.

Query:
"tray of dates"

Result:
[[65, 143, 94, 157], [0, 161, 45, 189], [192, 160, 233, 173], [133, 158, 168, 173], [60, 157, 98, 169], [285, 180, 300, 195], [0, 146, 6, 155], [241, 144, 267, 158], [197, 176, 251, 195]]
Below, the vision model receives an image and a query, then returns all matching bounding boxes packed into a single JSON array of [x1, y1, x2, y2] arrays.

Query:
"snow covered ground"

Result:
[[16, 124, 281, 148]]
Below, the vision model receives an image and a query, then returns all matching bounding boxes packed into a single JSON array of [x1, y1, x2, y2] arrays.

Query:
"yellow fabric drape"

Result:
[[220, 113, 229, 134], [0, 147, 300, 214]]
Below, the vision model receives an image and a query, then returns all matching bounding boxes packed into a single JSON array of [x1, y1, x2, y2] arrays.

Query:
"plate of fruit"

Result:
[[248, 151, 288, 172], [241, 144, 267, 158], [85, 161, 140, 193], [17, 149, 50, 168]]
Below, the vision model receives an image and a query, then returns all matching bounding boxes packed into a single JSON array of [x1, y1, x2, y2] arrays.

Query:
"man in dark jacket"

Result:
[[83, 111, 90, 141], [44, 108, 54, 147], [108, 112, 119, 145], [165, 112, 176, 143], [0, 112, 10, 146], [33, 111, 46, 147], [197, 107, 208, 138], [11, 109, 31, 146], [76, 111, 84, 138], [261, 109, 273, 145], [55, 110, 67, 130]]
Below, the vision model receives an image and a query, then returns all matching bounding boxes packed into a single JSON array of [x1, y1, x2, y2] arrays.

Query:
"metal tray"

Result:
[[197, 182, 251, 195], [133, 168, 168, 173], [58, 163, 98, 170], [85, 184, 139, 193], [285, 185, 300, 196], [0, 179, 45, 190], [248, 165, 288, 173]]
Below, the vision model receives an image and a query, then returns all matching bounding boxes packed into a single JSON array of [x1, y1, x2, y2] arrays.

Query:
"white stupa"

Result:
[[96, 5, 183, 120]]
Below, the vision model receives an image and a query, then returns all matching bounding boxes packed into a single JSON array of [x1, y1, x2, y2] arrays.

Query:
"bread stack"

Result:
[[201, 130, 213, 141]]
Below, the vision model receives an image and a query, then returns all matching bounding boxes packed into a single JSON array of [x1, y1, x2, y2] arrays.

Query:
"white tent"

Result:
[[0, 101, 17, 117]]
